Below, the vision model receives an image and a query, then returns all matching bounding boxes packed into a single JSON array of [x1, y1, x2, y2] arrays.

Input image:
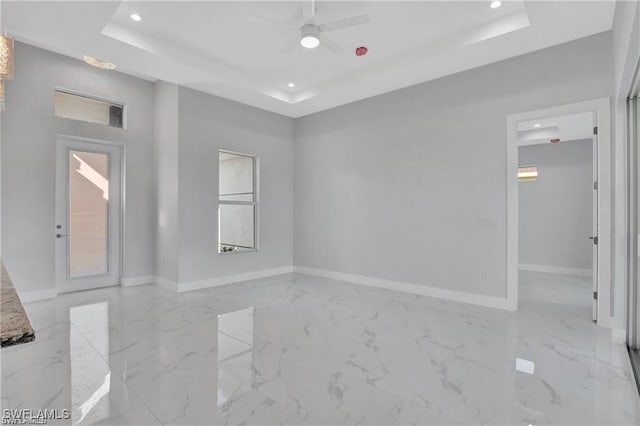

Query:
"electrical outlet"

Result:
[[480, 269, 487, 279]]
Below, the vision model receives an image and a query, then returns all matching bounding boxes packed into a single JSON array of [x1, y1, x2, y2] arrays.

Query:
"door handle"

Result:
[[56, 233, 68, 238]]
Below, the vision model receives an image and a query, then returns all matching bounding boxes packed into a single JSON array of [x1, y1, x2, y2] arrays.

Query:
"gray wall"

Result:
[[1, 42, 155, 294], [293, 32, 612, 299], [0, 32, 614, 300], [177, 87, 294, 283], [153, 81, 179, 283], [518, 140, 593, 271]]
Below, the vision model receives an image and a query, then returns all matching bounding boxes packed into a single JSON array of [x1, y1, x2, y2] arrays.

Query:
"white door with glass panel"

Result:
[[55, 137, 122, 293]]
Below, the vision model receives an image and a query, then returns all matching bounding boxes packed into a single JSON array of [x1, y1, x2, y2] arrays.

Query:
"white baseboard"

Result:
[[19, 288, 58, 303], [121, 275, 155, 287], [293, 266, 514, 311], [612, 327, 626, 344], [519, 263, 592, 277], [155, 276, 178, 292], [177, 266, 294, 293]]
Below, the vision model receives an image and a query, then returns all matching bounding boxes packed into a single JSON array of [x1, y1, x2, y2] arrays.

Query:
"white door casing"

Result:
[[592, 114, 599, 322], [55, 136, 123, 293], [506, 97, 611, 328]]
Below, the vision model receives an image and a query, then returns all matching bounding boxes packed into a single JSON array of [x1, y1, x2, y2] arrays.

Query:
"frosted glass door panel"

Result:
[[69, 151, 109, 277]]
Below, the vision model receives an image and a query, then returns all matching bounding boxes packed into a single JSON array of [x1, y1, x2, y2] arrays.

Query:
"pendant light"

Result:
[[0, 34, 14, 80]]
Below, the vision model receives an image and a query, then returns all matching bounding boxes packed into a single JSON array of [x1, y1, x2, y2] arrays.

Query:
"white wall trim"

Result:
[[155, 276, 178, 292], [121, 275, 155, 287], [519, 264, 592, 277], [293, 266, 514, 311], [19, 288, 58, 303], [178, 266, 293, 292], [507, 97, 612, 327], [152, 266, 295, 293], [612, 327, 627, 345]]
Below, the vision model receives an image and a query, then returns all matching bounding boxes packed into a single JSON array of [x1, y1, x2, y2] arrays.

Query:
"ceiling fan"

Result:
[[254, 0, 370, 54]]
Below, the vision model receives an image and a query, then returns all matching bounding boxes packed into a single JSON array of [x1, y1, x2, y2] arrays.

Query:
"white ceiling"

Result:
[[2, 1, 615, 118], [517, 112, 594, 146]]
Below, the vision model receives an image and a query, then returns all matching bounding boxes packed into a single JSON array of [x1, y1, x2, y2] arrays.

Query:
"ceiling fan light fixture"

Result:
[[300, 34, 320, 49], [83, 55, 117, 70], [300, 24, 320, 49]]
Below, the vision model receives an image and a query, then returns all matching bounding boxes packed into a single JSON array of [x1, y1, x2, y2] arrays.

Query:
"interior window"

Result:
[[54, 90, 124, 128], [218, 151, 257, 253]]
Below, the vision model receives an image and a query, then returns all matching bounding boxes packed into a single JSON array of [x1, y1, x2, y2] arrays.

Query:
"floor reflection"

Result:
[[217, 306, 255, 410], [69, 301, 110, 425]]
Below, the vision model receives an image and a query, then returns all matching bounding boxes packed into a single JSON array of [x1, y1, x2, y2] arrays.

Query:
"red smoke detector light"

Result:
[[550, 138, 560, 143], [355, 46, 368, 56]]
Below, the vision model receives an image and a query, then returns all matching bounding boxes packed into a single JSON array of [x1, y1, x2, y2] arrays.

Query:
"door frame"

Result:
[[505, 97, 612, 328], [55, 134, 126, 292]]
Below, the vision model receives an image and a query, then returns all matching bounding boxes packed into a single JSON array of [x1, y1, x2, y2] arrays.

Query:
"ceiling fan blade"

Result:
[[302, 0, 316, 23], [318, 14, 370, 32], [320, 35, 343, 54], [280, 38, 300, 54]]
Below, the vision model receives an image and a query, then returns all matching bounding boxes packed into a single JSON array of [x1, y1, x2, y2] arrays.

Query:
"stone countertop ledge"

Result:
[[1, 262, 35, 347]]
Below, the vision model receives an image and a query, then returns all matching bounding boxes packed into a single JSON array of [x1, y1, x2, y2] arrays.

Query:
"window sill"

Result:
[[218, 249, 258, 256]]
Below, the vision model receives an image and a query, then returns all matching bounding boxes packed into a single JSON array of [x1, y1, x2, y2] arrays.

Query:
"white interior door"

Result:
[[55, 137, 122, 293], [592, 116, 599, 322]]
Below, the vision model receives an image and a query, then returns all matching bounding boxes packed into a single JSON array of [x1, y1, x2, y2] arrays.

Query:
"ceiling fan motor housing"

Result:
[[301, 24, 320, 38]]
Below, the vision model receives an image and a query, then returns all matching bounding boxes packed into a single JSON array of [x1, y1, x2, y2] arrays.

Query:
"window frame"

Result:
[[54, 87, 127, 129], [218, 149, 258, 255]]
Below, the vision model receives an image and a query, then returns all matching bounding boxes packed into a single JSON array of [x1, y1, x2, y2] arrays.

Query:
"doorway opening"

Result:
[[55, 136, 124, 294], [517, 112, 597, 321], [506, 98, 611, 328]]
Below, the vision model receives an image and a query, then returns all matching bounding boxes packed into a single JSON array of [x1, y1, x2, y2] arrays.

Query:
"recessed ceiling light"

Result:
[[288, 82, 295, 88], [300, 35, 320, 49], [533, 123, 541, 128], [490, 1, 502, 9], [130, 13, 142, 22], [83, 55, 117, 70]]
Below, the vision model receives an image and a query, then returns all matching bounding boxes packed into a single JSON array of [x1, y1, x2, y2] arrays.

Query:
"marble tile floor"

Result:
[[1, 271, 639, 425]]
